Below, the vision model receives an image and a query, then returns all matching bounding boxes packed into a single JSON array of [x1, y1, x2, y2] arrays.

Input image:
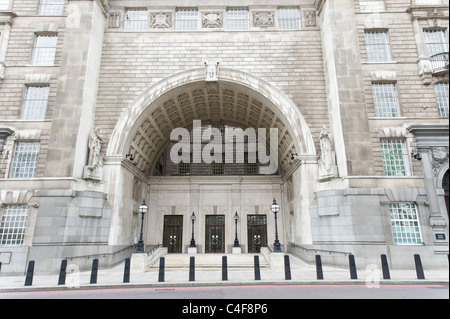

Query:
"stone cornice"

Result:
[[0, 11, 16, 25]]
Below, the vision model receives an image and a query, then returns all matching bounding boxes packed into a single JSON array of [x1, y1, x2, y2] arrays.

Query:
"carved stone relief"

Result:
[[109, 12, 121, 29], [253, 11, 275, 28], [304, 10, 317, 27], [202, 12, 223, 28], [431, 147, 449, 177], [150, 11, 172, 29]]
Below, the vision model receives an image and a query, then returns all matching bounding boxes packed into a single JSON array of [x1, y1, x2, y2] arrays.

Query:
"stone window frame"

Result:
[[38, 0, 66, 16], [123, 7, 148, 31], [21, 85, 50, 120], [364, 29, 393, 63], [358, 0, 386, 13], [434, 82, 449, 117], [9, 141, 41, 179], [0, 204, 29, 247], [379, 138, 411, 177], [31, 33, 58, 66], [175, 7, 199, 31], [371, 82, 401, 118], [422, 28, 449, 57], [277, 7, 302, 30], [225, 7, 250, 31], [389, 202, 423, 245]]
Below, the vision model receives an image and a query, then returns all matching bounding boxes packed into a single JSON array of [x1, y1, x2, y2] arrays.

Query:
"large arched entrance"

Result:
[[105, 68, 317, 253]]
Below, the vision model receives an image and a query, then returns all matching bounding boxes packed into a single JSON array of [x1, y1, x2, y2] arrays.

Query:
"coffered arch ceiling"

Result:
[[107, 68, 316, 175]]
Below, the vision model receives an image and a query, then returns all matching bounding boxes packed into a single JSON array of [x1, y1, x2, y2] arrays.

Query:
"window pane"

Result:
[[0, 205, 29, 246], [389, 203, 422, 245], [124, 9, 148, 31], [359, 0, 385, 12], [423, 30, 449, 57], [39, 0, 65, 15], [435, 82, 449, 117], [380, 139, 409, 176], [175, 9, 198, 31], [22, 86, 50, 120], [278, 8, 301, 30], [365, 31, 392, 62], [227, 8, 249, 30], [10, 142, 40, 178], [32, 35, 57, 66], [372, 83, 400, 117]]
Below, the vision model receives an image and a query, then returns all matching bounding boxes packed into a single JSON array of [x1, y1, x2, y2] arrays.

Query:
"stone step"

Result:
[[151, 254, 270, 269]]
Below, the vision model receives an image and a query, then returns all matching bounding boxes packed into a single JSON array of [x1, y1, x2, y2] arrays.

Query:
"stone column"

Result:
[[317, 0, 374, 176], [45, 0, 107, 178]]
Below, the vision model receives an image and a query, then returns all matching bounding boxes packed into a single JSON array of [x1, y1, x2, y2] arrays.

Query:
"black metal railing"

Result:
[[430, 52, 449, 74]]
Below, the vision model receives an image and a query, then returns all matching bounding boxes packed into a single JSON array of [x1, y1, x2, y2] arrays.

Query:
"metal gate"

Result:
[[205, 215, 225, 253], [247, 215, 267, 253], [163, 215, 183, 253]]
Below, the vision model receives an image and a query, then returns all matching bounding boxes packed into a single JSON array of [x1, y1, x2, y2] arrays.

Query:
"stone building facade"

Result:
[[0, 0, 448, 274]]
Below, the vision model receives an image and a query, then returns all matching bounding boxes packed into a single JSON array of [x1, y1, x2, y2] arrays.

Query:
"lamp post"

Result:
[[190, 212, 196, 248], [271, 198, 282, 253], [233, 212, 240, 247], [136, 200, 148, 253]]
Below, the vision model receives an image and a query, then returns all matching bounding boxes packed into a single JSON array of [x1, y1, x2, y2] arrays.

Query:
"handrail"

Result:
[[430, 52, 449, 73], [64, 244, 137, 260], [288, 242, 352, 256]]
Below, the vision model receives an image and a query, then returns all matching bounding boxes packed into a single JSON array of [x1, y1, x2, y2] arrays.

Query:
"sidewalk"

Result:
[[1, 260, 448, 291]]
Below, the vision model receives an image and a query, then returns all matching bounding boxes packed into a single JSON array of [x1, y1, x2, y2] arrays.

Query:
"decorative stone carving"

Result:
[[150, 11, 172, 29], [431, 147, 449, 176], [304, 10, 317, 27], [318, 126, 337, 179], [253, 11, 274, 27], [83, 128, 103, 181], [204, 60, 220, 82], [109, 12, 120, 28], [202, 12, 223, 28]]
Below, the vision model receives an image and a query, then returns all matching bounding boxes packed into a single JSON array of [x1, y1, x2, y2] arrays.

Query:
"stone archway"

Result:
[[107, 68, 316, 167], [104, 68, 318, 249]]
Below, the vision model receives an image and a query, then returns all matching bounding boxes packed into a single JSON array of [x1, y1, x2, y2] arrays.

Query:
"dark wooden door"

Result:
[[247, 215, 267, 253], [163, 215, 183, 253], [205, 215, 225, 253]]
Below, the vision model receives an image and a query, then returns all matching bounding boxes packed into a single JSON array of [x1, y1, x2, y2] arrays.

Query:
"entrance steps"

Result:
[[150, 253, 270, 270]]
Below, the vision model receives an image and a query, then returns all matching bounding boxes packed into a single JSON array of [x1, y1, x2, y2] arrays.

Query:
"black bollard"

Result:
[[349, 254, 358, 280], [254, 255, 261, 280], [381, 254, 391, 279], [58, 260, 68, 285], [123, 258, 131, 283], [222, 256, 228, 281], [189, 256, 195, 282], [158, 257, 165, 282], [90, 258, 99, 284], [315, 255, 324, 280], [414, 254, 425, 280], [0, 262, 2, 273], [284, 255, 292, 280], [24, 260, 35, 286]]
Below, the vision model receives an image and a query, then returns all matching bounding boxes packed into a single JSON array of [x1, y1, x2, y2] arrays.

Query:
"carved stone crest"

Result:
[[253, 11, 274, 27], [150, 11, 172, 29], [431, 147, 449, 176], [109, 12, 121, 29], [304, 10, 317, 27], [202, 12, 223, 28], [204, 60, 220, 82]]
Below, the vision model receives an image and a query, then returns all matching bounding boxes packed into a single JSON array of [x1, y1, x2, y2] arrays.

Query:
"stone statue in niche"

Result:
[[83, 128, 103, 181], [319, 126, 337, 179]]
